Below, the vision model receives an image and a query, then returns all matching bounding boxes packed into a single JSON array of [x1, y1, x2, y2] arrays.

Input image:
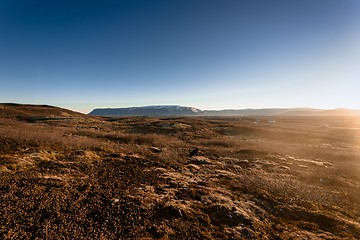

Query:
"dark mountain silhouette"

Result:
[[89, 106, 360, 117], [89, 105, 202, 117]]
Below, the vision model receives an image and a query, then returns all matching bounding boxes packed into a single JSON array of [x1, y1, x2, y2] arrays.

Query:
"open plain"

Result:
[[0, 104, 360, 239]]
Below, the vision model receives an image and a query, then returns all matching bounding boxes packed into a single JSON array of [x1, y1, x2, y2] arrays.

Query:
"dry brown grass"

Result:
[[1, 112, 360, 239], [0, 122, 113, 151]]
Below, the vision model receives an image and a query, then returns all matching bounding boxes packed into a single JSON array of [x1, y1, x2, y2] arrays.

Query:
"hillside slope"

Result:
[[0, 103, 86, 120]]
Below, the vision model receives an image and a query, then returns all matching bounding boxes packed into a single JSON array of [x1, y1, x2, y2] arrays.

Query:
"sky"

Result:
[[0, 0, 359, 113]]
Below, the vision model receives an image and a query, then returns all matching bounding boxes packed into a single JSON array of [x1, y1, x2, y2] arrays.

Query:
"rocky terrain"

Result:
[[1, 104, 360, 239]]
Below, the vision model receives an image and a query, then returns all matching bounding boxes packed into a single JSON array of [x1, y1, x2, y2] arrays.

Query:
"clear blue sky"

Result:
[[0, 0, 359, 113]]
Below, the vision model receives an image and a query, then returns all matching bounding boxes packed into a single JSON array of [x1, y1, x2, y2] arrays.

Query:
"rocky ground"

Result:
[[0, 104, 359, 239]]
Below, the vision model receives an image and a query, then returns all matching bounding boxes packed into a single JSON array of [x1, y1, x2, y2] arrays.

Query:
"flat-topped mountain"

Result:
[[89, 105, 360, 117], [89, 105, 202, 117]]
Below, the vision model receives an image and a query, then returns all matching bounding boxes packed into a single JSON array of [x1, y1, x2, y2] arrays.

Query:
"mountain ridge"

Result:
[[1, 103, 359, 117], [89, 105, 201, 117], [89, 105, 360, 117]]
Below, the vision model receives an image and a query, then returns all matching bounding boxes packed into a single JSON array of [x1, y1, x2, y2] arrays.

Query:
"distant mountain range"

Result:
[[2, 103, 358, 120], [89, 105, 360, 117]]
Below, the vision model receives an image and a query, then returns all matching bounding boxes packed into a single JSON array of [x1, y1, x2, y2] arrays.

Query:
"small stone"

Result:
[[150, 147, 162, 153]]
